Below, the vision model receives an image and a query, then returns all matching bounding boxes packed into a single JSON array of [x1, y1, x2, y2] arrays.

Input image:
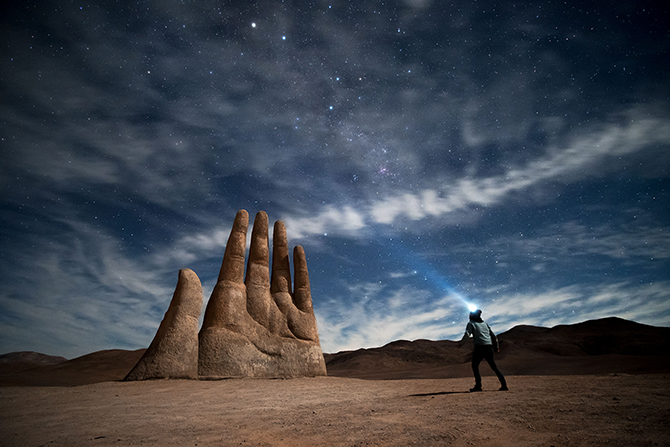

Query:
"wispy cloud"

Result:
[[282, 206, 367, 240], [449, 217, 670, 271], [370, 113, 670, 226], [0, 218, 178, 358], [315, 280, 670, 353], [161, 225, 233, 267], [316, 281, 464, 353], [485, 281, 670, 333], [240, 109, 670, 240]]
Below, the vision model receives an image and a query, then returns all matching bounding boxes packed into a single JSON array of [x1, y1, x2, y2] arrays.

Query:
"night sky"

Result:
[[1, 0, 669, 359]]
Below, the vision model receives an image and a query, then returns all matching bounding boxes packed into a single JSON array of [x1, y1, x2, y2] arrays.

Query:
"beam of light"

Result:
[[387, 240, 475, 313]]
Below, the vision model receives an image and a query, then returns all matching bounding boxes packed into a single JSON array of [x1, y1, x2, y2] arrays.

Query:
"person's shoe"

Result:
[[469, 386, 482, 392], [499, 385, 509, 391]]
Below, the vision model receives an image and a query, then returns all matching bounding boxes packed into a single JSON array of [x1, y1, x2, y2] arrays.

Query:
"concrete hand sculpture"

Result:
[[198, 210, 326, 378], [125, 209, 326, 380]]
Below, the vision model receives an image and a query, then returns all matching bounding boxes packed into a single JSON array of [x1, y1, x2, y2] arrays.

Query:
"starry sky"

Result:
[[1, 0, 669, 359]]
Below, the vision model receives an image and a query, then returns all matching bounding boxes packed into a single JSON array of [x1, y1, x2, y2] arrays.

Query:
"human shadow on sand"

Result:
[[409, 391, 472, 397]]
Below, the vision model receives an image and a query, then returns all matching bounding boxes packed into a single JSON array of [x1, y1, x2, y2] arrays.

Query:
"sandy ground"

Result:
[[1, 374, 669, 447]]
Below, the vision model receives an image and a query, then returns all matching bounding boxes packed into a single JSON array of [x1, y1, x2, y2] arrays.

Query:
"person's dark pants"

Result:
[[472, 345, 506, 388]]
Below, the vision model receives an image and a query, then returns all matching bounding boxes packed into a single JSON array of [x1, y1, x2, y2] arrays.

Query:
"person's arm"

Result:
[[458, 322, 472, 347], [488, 325, 499, 352], [457, 331, 470, 347]]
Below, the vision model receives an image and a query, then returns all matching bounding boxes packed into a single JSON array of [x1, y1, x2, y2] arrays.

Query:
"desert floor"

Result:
[[1, 374, 669, 447]]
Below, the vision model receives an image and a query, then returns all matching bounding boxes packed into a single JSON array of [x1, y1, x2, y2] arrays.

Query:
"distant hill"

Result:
[[324, 317, 670, 379], [0, 351, 67, 374], [0, 349, 145, 386], [499, 317, 670, 356], [1, 317, 668, 386]]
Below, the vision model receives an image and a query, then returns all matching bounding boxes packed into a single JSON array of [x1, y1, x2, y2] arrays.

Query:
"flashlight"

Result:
[[467, 303, 478, 312]]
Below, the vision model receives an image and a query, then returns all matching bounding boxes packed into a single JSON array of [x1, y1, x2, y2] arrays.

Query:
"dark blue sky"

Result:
[[1, 0, 669, 358]]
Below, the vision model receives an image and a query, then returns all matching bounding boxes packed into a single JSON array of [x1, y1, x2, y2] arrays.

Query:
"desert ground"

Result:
[[1, 373, 669, 447], [2, 318, 669, 446]]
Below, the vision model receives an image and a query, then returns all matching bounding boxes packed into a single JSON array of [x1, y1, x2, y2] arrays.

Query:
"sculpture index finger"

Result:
[[246, 211, 270, 287], [217, 209, 249, 284]]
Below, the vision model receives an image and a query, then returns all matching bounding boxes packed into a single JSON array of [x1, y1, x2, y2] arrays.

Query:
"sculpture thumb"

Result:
[[124, 268, 203, 380]]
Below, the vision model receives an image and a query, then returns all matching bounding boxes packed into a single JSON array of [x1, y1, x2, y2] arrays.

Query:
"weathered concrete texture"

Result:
[[125, 268, 203, 381], [198, 210, 327, 378]]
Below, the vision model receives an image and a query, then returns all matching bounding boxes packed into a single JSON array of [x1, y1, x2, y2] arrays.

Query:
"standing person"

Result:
[[459, 309, 508, 392]]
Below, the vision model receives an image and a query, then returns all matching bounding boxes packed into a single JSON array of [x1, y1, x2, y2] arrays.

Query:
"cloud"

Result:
[[485, 281, 670, 334], [316, 279, 670, 353], [389, 270, 419, 279], [455, 218, 670, 269], [369, 113, 670, 226], [162, 225, 233, 266], [281, 205, 367, 240], [0, 217, 178, 358], [315, 282, 464, 353], [261, 108, 670, 242]]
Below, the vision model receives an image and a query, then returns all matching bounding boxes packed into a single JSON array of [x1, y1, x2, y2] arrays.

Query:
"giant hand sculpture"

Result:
[[125, 209, 327, 380], [198, 210, 327, 378]]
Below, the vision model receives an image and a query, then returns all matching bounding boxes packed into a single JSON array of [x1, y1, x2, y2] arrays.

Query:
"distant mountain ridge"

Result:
[[324, 317, 670, 379], [1, 317, 669, 385], [0, 349, 145, 386], [498, 317, 670, 356], [0, 351, 67, 375]]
